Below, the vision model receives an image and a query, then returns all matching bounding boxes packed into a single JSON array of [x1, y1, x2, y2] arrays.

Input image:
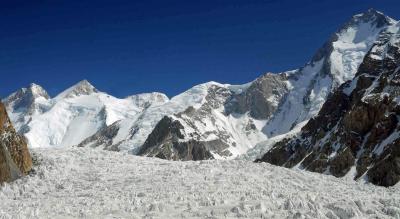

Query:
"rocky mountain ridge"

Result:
[[3, 9, 398, 166], [258, 19, 400, 187]]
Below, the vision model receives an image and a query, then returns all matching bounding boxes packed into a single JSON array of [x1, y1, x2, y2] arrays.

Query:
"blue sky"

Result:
[[1, 0, 399, 98]]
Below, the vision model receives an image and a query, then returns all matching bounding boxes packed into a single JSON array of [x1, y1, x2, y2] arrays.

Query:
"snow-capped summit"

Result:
[[259, 20, 400, 186], [259, 9, 398, 139], [4, 79, 175, 148], [244, 10, 399, 159], [27, 83, 50, 99], [4, 83, 50, 106], [310, 8, 395, 85], [352, 8, 396, 25], [3, 83, 51, 132], [55, 79, 98, 99]]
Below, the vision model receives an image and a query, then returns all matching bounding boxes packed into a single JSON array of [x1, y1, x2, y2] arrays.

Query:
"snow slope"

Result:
[[22, 81, 143, 148], [5, 78, 269, 158], [4, 80, 170, 149], [0, 147, 399, 218]]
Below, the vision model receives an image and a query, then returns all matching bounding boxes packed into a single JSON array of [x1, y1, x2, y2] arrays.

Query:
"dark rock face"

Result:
[[77, 121, 121, 151], [138, 116, 213, 161], [258, 23, 400, 187], [0, 101, 32, 183], [367, 137, 400, 187], [228, 73, 289, 120]]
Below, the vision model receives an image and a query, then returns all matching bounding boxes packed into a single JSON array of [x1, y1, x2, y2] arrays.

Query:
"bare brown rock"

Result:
[[0, 101, 32, 183]]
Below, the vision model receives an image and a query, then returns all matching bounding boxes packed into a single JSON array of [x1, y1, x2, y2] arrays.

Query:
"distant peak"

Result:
[[3, 83, 50, 111], [56, 79, 99, 99], [74, 79, 96, 90], [28, 83, 50, 98], [77, 79, 91, 85], [311, 9, 396, 63], [350, 9, 395, 27], [70, 79, 98, 94], [365, 8, 382, 15], [5, 83, 49, 101], [24, 82, 47, 95], [28, 83, 40, 88]]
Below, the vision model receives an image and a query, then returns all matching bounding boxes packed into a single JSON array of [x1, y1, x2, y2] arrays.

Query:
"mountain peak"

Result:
[[359, 8, 383, 17], [3, 83, 50, 123], [75, 79, 95, 89], [309, 9, 397, 84], [27, 83, 50, 99], [56, 79, 99, 99], [4, 83, 49, 106], [350, 8, 396, 27]]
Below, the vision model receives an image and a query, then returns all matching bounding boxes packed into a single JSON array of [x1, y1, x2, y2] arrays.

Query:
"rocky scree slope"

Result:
[[0, 101, 32, 183], [258, 20, 400, 187]]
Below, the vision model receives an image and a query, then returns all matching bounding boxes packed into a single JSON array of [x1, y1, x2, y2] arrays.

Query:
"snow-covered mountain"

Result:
[[258, 17, 400, 187], [3, 80, 164, 148], [245, 9, 398, 159], [3, 9, 398, 162], [79, 81, 270, 158], [262, 9, 396, 136]]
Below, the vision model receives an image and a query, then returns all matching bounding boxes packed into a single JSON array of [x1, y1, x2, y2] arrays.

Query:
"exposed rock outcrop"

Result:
[[0, 101, 32, 183], [228, 73, 289, 120], [56, 79, 98, 99], [258, 21, 400, 187], [138, 82, 273, 160], [77, 121, 121, 151], [137, 116, 214, 161]]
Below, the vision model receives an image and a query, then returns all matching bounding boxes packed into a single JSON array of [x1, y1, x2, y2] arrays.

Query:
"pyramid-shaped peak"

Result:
[[74, 79, 96, 90], [363, 8, 383, 16], [56, 79, 99, 99], [3, 83, 50, 117], [77, 79, 91, 85], [350, 8, 396, 27], [27, 83, 50, 98], [28, 82, 41, 88], [4, 83, 49, 105]]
